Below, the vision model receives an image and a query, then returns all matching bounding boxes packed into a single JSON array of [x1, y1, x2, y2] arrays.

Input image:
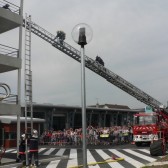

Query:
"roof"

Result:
[[29, 103, 141, 113], [0, 116, 45, 124], [88, 104, 130, 109]]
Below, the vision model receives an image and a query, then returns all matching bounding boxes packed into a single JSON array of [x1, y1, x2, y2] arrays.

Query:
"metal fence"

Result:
[[0, 44, 18, 57], [1, 94, 18, 104], [0, 83, 18, 104], [0, 0, 20, 14]]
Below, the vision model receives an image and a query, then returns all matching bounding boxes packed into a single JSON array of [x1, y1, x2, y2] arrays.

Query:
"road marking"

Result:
[[43, 148, 55, 155], [46, 160, 61, 168], [109, 149, 144, 168], [55, 148, 66, 156], [5, 149, 16, 153], [39, 148, 46, 153], [87, 150, 100, 168], [67, 149, 78, 168], [96, 149, 124, 168], [138, 149, 150, 154], [124, 149, 156, 162], [45, 148, 66, 168]]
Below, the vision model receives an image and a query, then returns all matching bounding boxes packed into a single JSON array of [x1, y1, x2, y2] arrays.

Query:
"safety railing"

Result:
[[0, 83, 10, 101], [0, 83, 18, 104], [0, 0, 20, 14], [0, 44, 18, 57], [1, 94, 18, 104]]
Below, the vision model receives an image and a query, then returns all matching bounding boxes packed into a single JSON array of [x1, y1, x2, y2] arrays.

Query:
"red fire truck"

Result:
[[133, 112, 161, 146], [133, 106, 168, 156]]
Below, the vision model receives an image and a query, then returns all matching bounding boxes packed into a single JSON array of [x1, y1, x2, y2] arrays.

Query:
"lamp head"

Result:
[[78, 27, 87, 47], [72, 23, 93, 47]]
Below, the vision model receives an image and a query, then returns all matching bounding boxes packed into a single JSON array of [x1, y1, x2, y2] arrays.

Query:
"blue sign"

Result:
[[145, 106, 153, 113]]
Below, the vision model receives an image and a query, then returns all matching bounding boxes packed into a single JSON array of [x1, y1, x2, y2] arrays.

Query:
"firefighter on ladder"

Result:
[[53, 30, 66, 45], [28, 129, 39, 167]]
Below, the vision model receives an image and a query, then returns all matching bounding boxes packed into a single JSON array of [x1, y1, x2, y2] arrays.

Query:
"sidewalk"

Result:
[[142, 161, 168, 168], [142, 157, 168, 168]]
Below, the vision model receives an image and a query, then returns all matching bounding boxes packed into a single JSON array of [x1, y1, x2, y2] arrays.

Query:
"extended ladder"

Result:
[[24, 14, 33, 133], [23, 20, 163, 109]]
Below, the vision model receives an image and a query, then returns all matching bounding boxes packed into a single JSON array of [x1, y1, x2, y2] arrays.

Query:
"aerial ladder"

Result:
[[23, 19, 163, 110], [23, 19, 168, 156]]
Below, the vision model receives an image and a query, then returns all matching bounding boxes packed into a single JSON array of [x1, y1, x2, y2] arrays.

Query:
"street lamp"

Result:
[[72, 23, 93, 168]]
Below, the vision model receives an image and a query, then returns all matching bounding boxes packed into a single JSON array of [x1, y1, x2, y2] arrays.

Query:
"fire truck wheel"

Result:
[[135, 142, 142, 147], [150, 140, 164, 156]]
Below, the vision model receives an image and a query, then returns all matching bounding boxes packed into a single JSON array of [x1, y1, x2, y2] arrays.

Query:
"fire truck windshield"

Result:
[[134, 115, 157, 125]]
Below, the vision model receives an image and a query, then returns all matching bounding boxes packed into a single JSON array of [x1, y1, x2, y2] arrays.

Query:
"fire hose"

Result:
[[68, 156, 124, 168]]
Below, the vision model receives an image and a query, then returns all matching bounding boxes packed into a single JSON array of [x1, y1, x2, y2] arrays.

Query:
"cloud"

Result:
[[1, 0, 168, 108]]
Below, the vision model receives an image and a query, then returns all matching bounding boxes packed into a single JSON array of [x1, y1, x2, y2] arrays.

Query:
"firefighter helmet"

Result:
[[21, 134, 25, 140], [32, 129, 38, 138]]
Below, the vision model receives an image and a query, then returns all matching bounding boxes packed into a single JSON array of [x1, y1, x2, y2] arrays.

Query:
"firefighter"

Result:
[[95, 55, 104, 66], [2, 4, 10, 10], [16, 134, 26, 163], [28, 129, 39, 167], [53, 31, 66, 45]]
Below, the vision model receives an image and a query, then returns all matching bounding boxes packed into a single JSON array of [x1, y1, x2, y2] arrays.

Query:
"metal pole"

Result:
[[17, 0, 24, 158], [81, 46, 87, 168], [24, 13, 28, 166]]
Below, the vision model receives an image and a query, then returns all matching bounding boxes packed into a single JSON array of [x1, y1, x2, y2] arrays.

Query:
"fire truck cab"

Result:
[[133, 112, 161, 146]]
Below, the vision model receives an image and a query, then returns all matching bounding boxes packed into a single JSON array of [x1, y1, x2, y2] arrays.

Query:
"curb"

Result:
[[142, 161, 168, 167]]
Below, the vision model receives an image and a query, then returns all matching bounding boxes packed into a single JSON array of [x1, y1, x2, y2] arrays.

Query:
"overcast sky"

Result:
[[1, 0, 168, 108]]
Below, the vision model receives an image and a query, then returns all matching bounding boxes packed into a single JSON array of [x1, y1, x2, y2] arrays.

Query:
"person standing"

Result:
[[16, 134, 26, 164], [28, 129, 39, 167]]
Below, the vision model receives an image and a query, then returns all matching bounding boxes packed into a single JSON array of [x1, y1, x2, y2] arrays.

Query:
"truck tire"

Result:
[[150, 140, 164, 156]]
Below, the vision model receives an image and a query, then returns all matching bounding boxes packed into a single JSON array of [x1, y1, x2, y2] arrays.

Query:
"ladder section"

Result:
[[24, 15, 33, 133], [23, 20, 163, 109]]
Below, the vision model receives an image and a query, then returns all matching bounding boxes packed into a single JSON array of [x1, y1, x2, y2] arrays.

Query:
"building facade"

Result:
[[0, 0, 23, 151], [21, 103, 142, 132], [0, 116, 45, 148]]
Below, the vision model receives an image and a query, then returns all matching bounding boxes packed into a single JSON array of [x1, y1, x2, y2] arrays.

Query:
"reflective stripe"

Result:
[[29, 149, 38, 152]]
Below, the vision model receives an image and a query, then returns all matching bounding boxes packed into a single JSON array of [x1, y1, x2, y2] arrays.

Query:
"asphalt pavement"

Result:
[[0, 143, 165, 168]]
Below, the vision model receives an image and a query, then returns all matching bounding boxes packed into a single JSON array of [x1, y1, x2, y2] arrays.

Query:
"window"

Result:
[[134, 115, 157, 125], [4, 132, 16, 140]]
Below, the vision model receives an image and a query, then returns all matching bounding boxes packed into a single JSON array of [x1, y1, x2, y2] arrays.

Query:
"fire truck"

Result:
[[133, 107, 168, 156], [133, 112, 159, 147]]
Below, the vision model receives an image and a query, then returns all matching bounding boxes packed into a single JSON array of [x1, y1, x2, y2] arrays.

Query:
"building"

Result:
[[21, 103, 142, 131], [0, 0, 23, 150], [0, 116, 45, 148]]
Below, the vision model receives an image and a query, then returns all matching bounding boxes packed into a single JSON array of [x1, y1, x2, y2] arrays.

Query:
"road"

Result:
[[2, 144, 159, 168]]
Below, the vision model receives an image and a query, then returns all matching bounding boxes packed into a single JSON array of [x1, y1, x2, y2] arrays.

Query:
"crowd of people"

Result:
[[40, 125, 133, 146], [16, 126, 132, 166]]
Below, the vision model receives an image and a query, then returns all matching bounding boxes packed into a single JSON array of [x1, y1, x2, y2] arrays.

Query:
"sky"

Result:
[[1, 0, 168, 109]]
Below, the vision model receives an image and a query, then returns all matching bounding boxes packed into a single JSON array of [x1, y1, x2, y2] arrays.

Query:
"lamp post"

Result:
[[72, 23, 93, 168]]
